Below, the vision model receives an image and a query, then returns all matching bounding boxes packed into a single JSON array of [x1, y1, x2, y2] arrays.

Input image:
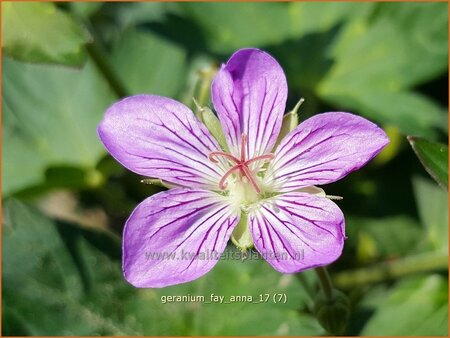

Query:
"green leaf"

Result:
[[2, 57, 116, 195], [346, 216, 422, 263], [110, 28, 187, 97], [327, 3, 447, 90], [10, 166, 105, 199], [372, 2, 448, 86], [181, 2, 292, 53], [2, 200, 136, 335], [2, 2, 90, 66], [70, 2, 104, 19], [317, 3, 448, 137], [127, 248, 325, 336], [180, 2, 371, 54], [413, 176, 449, 251], [318, 86, 447, 138], [110, 2, 174, 28], [3, 200, 325, 335], [361, 275, 448, 335], [408, 137, 448, 189], [288, 2, 374, 37]]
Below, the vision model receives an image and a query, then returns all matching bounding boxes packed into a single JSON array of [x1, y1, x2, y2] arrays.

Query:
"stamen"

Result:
[[208, 152, 240, 164], [240, 165, 261, 194], [219, 163, 242, 190], [240, 133, 247, 162], [244, 153, 275, 166], [208, 133, 275, 194]]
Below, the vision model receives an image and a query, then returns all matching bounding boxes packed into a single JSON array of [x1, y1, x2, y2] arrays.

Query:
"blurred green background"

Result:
[[2, 1, 448, 336]]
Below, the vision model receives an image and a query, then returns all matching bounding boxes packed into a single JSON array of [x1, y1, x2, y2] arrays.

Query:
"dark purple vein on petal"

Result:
[[127, 136, 222, 179], [178, 208, 234, 273], [261, 215, 298, 262], [146, 202, 218, 241], [262, 205, 320, 253], [260, 86, 280, 154], [167, 109, 218, 153], [273, 127, 328, 168], [276, 204, 338, 240], [254, 78, 268, 156], [174, 204, 229, 250]]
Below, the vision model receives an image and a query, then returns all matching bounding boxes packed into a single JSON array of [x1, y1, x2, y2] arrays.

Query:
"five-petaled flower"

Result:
[[98, 48, 389, 288]]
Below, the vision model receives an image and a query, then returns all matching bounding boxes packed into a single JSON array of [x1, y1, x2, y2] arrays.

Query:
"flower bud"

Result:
[[314, 289, 351, 335]]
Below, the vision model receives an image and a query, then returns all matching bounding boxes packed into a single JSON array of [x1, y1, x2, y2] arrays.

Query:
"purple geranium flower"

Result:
[[98, 48, 389, 288]]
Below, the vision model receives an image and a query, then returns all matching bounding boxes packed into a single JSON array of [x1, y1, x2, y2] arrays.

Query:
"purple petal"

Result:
[[211, 48, 288, 159], [98, 95, 226, 189], [123, 188, 239, 287], [266, 112, 389, 192], [249, 192, 345, 273]]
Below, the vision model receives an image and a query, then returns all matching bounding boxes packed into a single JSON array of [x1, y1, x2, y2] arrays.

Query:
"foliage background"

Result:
[[2, 1, 448, 336]]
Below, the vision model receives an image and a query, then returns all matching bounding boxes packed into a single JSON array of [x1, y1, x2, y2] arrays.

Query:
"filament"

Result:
[[209, 133, 275, 194]]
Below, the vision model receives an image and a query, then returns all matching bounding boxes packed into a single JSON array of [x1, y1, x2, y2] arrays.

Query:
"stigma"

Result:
[[208, 133, 274, 194]]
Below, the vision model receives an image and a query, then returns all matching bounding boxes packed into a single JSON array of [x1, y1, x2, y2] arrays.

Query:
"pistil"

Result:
[[209, 133, 274, 194]]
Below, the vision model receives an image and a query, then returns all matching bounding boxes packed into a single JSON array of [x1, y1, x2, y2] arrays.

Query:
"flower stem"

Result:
[[333, 251, 448, 289], [315, 267, 333, 300]]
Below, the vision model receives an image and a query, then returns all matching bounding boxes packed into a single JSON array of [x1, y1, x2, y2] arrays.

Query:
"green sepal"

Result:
[[275, 98, 304, 147], [231, 213, 253, 251], [195, 100, 229, 152]]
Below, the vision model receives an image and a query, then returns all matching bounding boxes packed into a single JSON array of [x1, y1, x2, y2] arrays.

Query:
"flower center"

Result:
[[208, 133, 274, 194]]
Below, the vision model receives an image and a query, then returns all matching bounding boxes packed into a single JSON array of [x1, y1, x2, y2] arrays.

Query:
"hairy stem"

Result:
[[315, 267, 333, 299]]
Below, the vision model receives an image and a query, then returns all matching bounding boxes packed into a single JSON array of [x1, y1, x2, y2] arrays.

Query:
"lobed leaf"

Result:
[[361, 275, 448, 335], [2, 57, 116, 195], [2, 2, 90, 66]]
